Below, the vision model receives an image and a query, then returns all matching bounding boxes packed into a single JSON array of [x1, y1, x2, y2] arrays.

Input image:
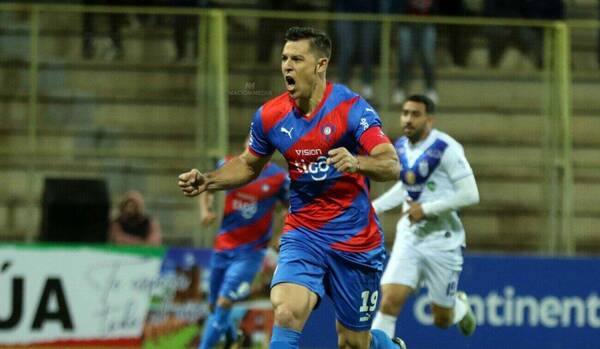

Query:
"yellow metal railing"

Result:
[[0, 3, 595, 254]]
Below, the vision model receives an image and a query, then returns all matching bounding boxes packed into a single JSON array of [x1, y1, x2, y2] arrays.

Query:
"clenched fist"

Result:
[[327, 147, 360, 174], [177, 169, 206, 197]]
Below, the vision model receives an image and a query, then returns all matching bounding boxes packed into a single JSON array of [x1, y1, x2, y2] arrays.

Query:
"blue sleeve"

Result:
[[249, 107, 275, 156], [216, 158, 226, 169], [348, 97, 383, 141]]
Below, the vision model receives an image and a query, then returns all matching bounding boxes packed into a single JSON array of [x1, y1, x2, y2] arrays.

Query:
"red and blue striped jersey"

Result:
[[215, 159, 289, 252], [248, 82, 391, 253]]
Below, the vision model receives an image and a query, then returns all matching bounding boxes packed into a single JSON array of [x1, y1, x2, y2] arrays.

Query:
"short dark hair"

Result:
[[284, 26, 332, 59], [405, 94, 435, 114]]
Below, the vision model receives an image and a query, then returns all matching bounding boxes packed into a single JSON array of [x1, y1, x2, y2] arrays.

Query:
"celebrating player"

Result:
[[179, 27, 406, 349], [371, 95, 479, 339], [197, 140, 290, 349]]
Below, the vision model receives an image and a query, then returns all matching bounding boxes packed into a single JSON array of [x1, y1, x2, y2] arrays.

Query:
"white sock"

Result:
[[372, 311, 397, 338], [452, 296, 468, 324]]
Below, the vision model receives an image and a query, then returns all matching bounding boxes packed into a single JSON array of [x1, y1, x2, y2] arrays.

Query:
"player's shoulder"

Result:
[[329, 83, 367, 111], [331, 83, 380, 123], [331, 83, 359, 101], [431, 129, 464, 152], [257, 92, 294, 129]]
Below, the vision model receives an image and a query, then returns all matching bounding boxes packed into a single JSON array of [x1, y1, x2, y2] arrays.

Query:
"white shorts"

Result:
[[381, 235, 464, 308]]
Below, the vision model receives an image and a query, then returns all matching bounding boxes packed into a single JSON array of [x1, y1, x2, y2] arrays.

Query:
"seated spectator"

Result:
[[109, 191, 162, 246]]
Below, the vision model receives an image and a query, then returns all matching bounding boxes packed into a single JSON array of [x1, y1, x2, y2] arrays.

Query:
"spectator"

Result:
[[483, 0, 563, 70], [523, 0, 565, 68], [332, 0, 380, 99], [383, 0, 439, 104], [82, 0, 127, 60], [438, 0, 472, 68], [109, 191, 162, 246], [255, 0, 313, 64], [170, 0, 209, 62]]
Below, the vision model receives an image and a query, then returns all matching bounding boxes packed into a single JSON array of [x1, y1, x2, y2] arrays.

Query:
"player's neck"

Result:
[[296, 79, 326, 116]]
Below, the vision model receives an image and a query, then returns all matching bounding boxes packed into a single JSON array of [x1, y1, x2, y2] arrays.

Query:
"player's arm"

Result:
[[178, 150, 271, 197], [421, 175, 479, 216], [355, 142, 400, 181], [327, 130, 400, 182], [199, 191, 217, 226], [372, 181, 407, 215], [409, 147, 479, 222]]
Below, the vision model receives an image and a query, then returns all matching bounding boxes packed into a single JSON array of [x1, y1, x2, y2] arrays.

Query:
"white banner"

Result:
[[0, 245, 162, 345]]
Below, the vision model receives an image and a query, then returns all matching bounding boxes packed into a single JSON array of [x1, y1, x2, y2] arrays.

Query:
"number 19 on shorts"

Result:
[[359, 290, 378, 322]]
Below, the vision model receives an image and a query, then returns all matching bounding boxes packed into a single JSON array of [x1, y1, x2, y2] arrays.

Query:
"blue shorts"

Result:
[[271, 232, 385, 331], [209, 249, 266, 306]]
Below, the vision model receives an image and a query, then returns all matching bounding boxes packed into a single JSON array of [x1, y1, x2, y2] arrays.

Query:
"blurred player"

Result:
[[197, 140, 290, 349], [371, 95, 479, 339], [179, 27, 407, 349]]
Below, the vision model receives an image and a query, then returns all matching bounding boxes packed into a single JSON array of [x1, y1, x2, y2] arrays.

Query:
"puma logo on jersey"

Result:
[[280, 126, 293, 139]]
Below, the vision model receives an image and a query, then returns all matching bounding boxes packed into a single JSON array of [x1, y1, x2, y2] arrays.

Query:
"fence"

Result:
[[0, 3, 598, 254]]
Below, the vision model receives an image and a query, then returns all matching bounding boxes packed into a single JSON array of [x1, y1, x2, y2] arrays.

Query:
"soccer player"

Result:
[[197, 141, 290, 349], [179, 27, 407, 349], [371, 95, 479, 339]]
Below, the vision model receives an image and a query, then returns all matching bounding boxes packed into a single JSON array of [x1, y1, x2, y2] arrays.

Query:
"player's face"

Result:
[[281, 39, 320, 100], [401, 101, 431, 143]]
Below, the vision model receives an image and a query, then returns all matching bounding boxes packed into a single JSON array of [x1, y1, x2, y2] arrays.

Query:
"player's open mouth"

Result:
[[285, 76, 296, 92]]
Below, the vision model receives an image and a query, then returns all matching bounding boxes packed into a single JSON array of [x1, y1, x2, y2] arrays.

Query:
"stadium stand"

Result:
[[0, 1, 599, 253]]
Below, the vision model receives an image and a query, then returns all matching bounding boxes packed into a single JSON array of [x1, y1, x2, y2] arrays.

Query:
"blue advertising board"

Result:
[[300, 254, 600, 349]]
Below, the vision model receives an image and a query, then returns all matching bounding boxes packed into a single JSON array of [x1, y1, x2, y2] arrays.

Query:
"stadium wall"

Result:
[[1, 245, 599, 348]]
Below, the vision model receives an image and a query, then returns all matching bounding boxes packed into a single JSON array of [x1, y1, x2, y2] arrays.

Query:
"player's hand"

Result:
[[178, 169, 206, 197], [327, 147, 359, 173], [405, 200, 425, 224], [200, 210, 217, 226]]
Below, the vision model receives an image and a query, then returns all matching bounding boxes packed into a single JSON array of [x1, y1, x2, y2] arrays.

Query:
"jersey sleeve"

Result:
[[349, 98, 382, 139], [215, 158, 226, 169], [248, 107, 275, 157], [358, 126, 392, 154], [348, 97, 390, 152], [372, 181, 407, 214], [442, 141, 474, 182]]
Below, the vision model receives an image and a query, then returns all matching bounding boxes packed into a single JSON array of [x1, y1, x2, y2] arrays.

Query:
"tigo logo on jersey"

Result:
[[233, 199, 257, 219], [294, 156, 330, 181]]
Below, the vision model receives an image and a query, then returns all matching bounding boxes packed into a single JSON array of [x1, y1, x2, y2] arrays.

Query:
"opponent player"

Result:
[[197, 140, 290, 349], [371, 95, 479, 339], [179, 27, 407, 349]]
